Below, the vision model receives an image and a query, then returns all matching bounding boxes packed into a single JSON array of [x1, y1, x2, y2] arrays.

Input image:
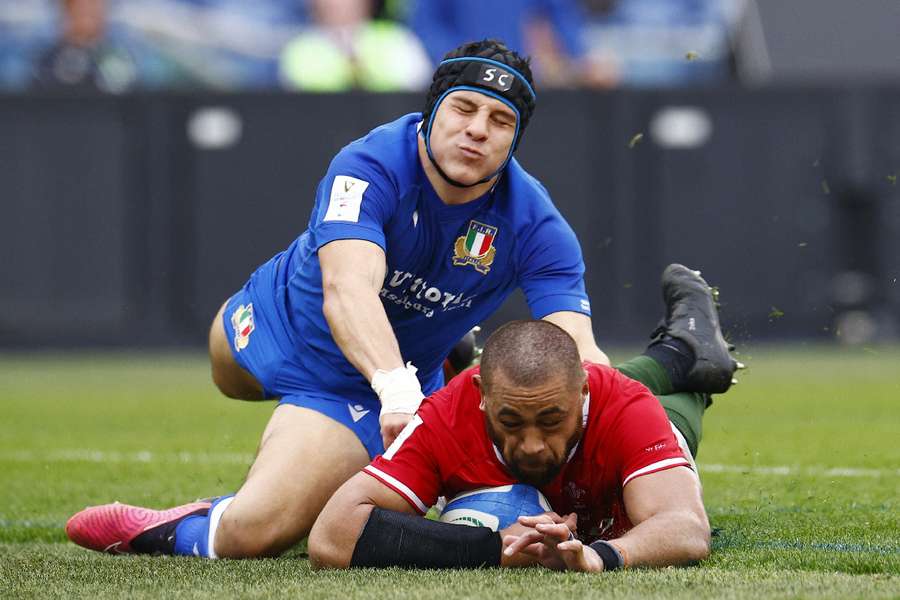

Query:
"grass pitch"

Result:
[[1, 346, 898, 598]]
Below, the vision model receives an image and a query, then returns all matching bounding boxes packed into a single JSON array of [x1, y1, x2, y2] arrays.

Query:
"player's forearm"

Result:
[[576, 343, 610, 367], [322, 277, 404, 381], [608, 509, 710, 568], [312, 502, 505, 570], [541, 311, 610, 366], [346, 507, 502, 569]]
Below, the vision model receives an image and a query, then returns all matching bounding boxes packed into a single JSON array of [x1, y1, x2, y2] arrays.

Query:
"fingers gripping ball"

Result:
[[439, 484, 551, 531]]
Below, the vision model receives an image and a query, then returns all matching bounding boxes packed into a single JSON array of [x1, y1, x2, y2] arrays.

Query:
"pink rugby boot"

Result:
[[66, 500, 212, 554]]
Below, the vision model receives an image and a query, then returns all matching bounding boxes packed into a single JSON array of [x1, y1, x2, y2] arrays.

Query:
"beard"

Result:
[[484, 416, 584, 489], [507, 455, 565, 488]]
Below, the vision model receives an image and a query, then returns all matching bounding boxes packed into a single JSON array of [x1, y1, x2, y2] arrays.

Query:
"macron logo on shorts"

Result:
[[324, 175, 369, 223], [348, 403, 370, 423]]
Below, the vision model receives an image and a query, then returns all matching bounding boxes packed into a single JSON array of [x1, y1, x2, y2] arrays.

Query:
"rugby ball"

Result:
[[438, 484, 551, 531]]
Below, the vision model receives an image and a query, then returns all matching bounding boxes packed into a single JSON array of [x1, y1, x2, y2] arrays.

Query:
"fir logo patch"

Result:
[[453, 220, 497, 274], [230, 303, 255, 351]]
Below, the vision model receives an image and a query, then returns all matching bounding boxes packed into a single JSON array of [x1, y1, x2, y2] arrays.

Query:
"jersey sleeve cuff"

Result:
[[528, 294, 592, 319], [363, 465, 429, 514], [622, 457, 692, 487], [314, 222, 386, 252]]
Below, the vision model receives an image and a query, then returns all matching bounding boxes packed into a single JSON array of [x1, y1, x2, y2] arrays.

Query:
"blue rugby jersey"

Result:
[[263, 113, 591, 401]]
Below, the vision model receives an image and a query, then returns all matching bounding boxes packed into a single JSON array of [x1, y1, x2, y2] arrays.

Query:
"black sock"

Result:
[[643, 337, 695, 392]]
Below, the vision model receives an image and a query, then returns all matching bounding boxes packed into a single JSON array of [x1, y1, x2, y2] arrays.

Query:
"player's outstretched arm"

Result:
[[320, 239, 403, 380], [319, 239, 424, 446], [309, 470, 541, 570], [542, 311, 610, 366], [613, 465, 710, 567], [309, 471, 527, 570]]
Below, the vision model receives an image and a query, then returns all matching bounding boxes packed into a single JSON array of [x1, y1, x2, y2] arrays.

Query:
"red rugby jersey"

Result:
[[365, 362, 691, 541]]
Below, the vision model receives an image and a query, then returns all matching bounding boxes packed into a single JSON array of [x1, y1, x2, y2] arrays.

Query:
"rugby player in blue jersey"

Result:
[[66, 39, 738, 560]]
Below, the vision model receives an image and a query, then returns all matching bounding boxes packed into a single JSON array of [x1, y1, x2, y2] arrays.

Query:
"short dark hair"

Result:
[[422, 39, 535, 138], [479, 320, 584, 392]]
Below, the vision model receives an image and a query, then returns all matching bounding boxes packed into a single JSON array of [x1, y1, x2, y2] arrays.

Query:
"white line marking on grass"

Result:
[[752, 540, 900, 555], [700, 463, 900, 478], [0, 449, 255, 465], [1, 451, 897, 478]]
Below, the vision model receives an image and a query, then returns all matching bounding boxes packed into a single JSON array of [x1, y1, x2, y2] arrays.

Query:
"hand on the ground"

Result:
[[550, 536, 605, 572]]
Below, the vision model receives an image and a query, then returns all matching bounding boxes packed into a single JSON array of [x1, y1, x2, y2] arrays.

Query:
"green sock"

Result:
[[615, 356, 705, 458], [615, 355, 674, 396], [657, 392, 706, 458]]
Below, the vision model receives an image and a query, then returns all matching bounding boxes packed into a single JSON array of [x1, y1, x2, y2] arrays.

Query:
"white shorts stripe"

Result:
[[364, 465, 429, 513], [622, 457, 692, 487]]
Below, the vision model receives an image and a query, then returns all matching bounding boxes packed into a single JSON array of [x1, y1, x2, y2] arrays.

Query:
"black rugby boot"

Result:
[[649, 264, 740, 394]]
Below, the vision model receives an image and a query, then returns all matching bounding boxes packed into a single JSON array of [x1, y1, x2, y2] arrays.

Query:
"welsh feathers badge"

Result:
[[231, 303, 255, 351], [453, 220, 497, 274]]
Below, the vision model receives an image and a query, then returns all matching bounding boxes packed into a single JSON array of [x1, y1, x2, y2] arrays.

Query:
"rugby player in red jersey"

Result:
[[309, 310, 721, 572]]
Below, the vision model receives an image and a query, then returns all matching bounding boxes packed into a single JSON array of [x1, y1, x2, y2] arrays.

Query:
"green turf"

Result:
[[1, 347, 899, 598]]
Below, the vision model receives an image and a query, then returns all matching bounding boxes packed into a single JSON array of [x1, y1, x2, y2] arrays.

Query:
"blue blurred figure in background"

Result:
[[3, 0, 310, 91], [32, 0, 138, 92], [1, 0, 743, 92], [0, 0, 55, 90], [406, 0, 618, 88], [109, 0, 307, 89], [582, 0, 741, 87]]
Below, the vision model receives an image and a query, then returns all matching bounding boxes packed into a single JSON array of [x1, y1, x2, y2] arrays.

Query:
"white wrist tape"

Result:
[[371, 362, 425, 416]]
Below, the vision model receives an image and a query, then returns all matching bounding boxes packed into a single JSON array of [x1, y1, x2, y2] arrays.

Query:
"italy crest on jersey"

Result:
[[230, 303, 255, 351], [453, 220, 497, 275]]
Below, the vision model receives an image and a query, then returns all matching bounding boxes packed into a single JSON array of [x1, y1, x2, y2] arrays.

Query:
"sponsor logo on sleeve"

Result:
[[323, 175, 369, 223], [452, 220, 497, 275]]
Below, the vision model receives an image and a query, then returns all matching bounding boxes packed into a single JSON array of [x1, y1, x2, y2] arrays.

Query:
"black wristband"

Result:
[[350, 508, 502, 569], [588, 540, 624, 571]]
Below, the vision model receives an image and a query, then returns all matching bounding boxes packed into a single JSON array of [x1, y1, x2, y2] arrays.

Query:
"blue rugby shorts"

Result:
[[221, 258, 384, 459]]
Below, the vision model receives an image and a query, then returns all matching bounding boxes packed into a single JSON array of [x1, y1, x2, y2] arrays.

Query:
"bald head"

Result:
[[479, 320, 584, 394]]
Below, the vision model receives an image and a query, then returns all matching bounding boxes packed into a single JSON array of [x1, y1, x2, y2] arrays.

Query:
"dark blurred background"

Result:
[[1, 0, 898, 349]]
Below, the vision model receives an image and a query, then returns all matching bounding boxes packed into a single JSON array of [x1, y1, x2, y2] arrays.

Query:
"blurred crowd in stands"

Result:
[[0, 0, 748, 93]]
